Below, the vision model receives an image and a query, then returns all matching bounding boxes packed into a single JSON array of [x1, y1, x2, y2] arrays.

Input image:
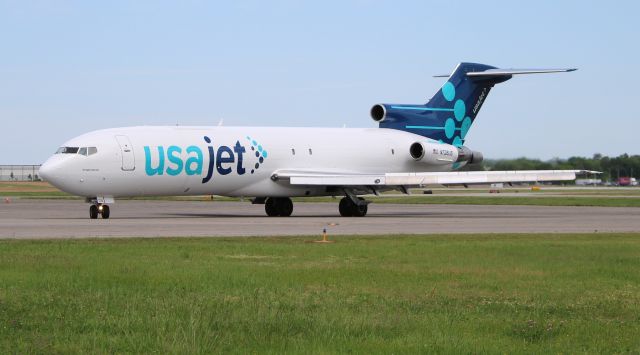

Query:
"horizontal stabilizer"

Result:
[[434, 67, 576, 78], [467, 68, 577, 77]]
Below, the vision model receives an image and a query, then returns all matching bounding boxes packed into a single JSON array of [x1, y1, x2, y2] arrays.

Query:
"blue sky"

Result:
[[1, 0, 638, 164]]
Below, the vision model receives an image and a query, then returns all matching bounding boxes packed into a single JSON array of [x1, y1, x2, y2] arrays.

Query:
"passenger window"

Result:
[[88, 147, 98, 155], [78, 147, 87, 156]]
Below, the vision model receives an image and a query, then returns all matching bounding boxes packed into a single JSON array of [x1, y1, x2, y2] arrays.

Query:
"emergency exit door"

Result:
[[115, 135, 136, 171]]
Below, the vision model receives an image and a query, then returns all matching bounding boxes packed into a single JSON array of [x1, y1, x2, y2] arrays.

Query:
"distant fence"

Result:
[[0, 165, 42, 181]]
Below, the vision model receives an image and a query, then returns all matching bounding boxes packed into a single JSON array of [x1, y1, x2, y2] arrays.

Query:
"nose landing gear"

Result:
[[89, 204, 110, 219]]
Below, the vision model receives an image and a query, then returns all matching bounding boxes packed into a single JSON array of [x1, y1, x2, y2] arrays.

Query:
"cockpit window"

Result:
[[55, 146, 97, 155], [55, 147, 79, 154]]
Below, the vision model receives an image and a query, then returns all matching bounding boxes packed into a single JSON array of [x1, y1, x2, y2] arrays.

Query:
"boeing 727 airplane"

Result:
[[40, 62, 586, 219]]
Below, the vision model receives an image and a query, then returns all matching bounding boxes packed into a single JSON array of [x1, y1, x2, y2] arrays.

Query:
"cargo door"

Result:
[[115, 135, 136, 171]]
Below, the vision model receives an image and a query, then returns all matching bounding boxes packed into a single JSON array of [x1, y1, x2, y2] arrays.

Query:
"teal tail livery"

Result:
[[40, 62, 592, 219], [371, 63, 577, 146]]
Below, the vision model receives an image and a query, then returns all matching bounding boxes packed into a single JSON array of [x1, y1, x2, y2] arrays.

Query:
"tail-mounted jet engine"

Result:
[[408, 142, 483, 166], [371, 104, 432, 123]]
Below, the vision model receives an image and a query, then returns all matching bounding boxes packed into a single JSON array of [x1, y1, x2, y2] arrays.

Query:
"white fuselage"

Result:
[[40, 126, 463, 198]]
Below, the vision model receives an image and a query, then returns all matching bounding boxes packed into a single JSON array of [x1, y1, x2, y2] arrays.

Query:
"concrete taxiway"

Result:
[[1, 199, 640, 238]]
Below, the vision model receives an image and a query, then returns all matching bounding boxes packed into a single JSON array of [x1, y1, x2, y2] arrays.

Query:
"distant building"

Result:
[[575, 178, 602, 186], [0, 165, 42, 181]]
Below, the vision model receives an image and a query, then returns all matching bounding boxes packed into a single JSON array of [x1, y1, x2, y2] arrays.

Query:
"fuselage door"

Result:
[[115, 135, 136, 171]]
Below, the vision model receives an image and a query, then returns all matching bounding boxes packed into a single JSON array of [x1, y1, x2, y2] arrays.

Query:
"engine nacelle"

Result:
[[408, 142, 483, 166], [408, 141, 457, 165], [371, 103, 428, 123]]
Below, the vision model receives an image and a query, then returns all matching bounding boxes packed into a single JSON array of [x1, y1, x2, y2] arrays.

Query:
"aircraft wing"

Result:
[[272, 170, 597, 187]]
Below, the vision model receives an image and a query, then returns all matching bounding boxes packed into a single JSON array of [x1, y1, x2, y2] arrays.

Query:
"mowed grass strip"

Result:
[[1, 234, 639, 353], [369, 195, 640, 207], [293, 195, 640, 207], [0, 182, 72, 198]]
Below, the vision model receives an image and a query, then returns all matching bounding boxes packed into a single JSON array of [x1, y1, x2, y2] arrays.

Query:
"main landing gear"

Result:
[[89, 204, 110, 219], [339, 196, 368, 217], [261, 195, 369, 217], [265, 197, 294, 217]]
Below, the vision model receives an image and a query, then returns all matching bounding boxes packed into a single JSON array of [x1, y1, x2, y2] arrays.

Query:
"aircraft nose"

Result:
[[39, 156, 64, 187], [39, 161, 52, 181]]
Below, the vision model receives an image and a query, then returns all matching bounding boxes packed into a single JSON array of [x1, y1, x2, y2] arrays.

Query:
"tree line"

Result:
[[465, 154, 640, 181]]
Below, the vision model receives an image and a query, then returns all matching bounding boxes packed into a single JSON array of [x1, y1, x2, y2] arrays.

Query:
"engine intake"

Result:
[[409, 142, 425, 160], [370, 104, 387, 122]]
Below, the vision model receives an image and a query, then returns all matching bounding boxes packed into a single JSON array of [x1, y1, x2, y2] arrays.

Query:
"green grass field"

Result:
[[422, 188, 640, 196], [1, 234, 639, 353], [367, 195, 640, 207]]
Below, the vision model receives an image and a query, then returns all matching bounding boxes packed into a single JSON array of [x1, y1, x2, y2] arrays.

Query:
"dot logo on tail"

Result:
[[440, 81, 472, 147]]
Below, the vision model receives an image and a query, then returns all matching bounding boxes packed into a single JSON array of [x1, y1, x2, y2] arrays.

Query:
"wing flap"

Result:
[[289, 174, 385, 186], [386, 170, 580, 185], [277, 170, 596, 187]]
